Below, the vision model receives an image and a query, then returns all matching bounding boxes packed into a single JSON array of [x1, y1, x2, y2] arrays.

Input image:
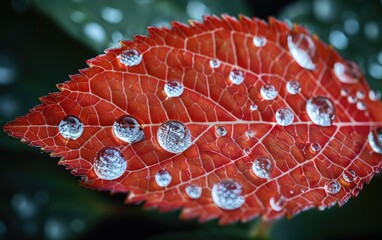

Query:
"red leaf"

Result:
[[4, 15, 382, 224]]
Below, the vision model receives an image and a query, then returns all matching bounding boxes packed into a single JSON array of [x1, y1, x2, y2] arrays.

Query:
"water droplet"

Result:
[[269, 194, 286, 211], [287, 33, 316, 70], [94, 147, 127, 180], [157, 121, 191, 153], [368, 128, 382, 154], [356, 90, 365, 99], [347, 95, 357, 104], [245, 130, 254, 138], [306, 96, 335, 126], [209, 59, 221, 69], [100, 7, 123, 24], [286, 80, 301, 95], [275, 108, 294, 126], [369, 89, 381, 101], [216, 126, 227, 137], [356, 101, 366, 111], [310, 143, 321, 152], [58, 116, 84, 140], [185, 184, 202, 199], [118, 49, 142, 67], [250, 104, 258, 111], [260, 84, 278, 100], [155, 169, 172, 187], [211, 180, 245, 210], [252, 157, 273, 179], [164, 80, 184, 97], [113, 115, 144, 143], [340, 88, 349, 96], [253, 36, 267, 47], [334, 61, 361, 84], [342, 170, 356, 183], [229, 69, 244, 85], [324, 180, 341, 194]]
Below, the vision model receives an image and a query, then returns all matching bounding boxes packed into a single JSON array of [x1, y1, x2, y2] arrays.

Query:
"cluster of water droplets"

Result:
[[211, 180, 245, 210], [118, 49, 142, 67], [252, 157, 273, 179], [112, 115, 144, 143], [157, 121, 192, 154], [306, 96, 335, 126], [58, 116, 84, 140], [93, 147, 127, 180], [164, 80, 184, 98]]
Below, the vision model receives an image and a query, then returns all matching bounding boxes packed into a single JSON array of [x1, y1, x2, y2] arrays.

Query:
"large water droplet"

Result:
[[369, 89, 381, 101], [253, 36, 267, 47], [368, 128, 382, 154], [324, 180, 340, 194], [58, 116, 84, 140], [275, 108, 294, 126], [113, 115, 144, 143], [342, 170, 356, 183], [229, 69, 244, 85], [211, 180, 245, 210], [209, 59, 221, 69], [155, 169, 172, 187], [306, 96, 335, 126], [185, 184, 202, 199], [164, 80, 184, 97], [118, 49, 142, 67], [287, 32, 317, 70], [252, 157, 273, 179], [216, 126, 227, 137], [269, 194, 286, 211], [334, 60, 361, 84], [94, 147, 127, 180], [157, 121, 192, 153], [260, 84, 278, 100], [286, 80, 301, 95]]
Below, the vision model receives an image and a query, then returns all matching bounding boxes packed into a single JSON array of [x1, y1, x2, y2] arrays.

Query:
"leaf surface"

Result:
[[4, 15, 382, 224]]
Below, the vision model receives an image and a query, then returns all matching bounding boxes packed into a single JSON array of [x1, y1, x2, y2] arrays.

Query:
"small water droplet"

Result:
[[269, 194, 286, 211], [229, 69, 244, 85], [342, 170, 356, 183], [310, 142, 321, 152], [368, 128, 382, 154], [252, 157, 273, 179], [113, 115, 144, 143], [209, 59, 221, 69], [275, 108, 294, 126], [211, 180, 245, 210], [286, 80, 301, 95], [93, 147, 127, 180], [260, 84, 278, 100], [356, 90, 365, 99], [306, 96, 335, 126], [250, 104, 258, 111], [185, 184, 202, 199], [118, 49, 142, 67], [287, 32, 317, 70], [164, 80, 184, 97], [216, 126, 227, 137], [340, 88, 349, 96], [245, 130, 254, 138], [369, 89, 381, 101], [324, 180, 341, 194], [253, 36, 267, 47], [58, 116, 84, 140], [244, 147, 251, 155], [347, 95, 357, 104], [356, 101, 366, 111], [157, 121, 191, 153], [334, 60, 361, 84], [155, 169, 172, 187]]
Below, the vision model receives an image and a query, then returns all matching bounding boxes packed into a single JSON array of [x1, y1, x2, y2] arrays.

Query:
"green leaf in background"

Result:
[[31, 0, 251, 52]]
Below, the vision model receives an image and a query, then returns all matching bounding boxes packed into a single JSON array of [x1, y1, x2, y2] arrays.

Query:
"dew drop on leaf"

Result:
[[157, 121, 191, 153], [347, 95, 357, 104], [112, 115, 144, 143], [342, 170, 356, 183], [155, 169, 172, 187], [253, 36, 267, 47], [211, 180, 245, 210], [252, 157, 273, 179], [216, 126, 227, 137], [118, 49, 142, 67], [368, 128, 382, 154], [356, 101, 366, 111], [341, 88, 349, 96], [275, 108, 294, 126], [310, 142, 321, 152], [209, 59, 221, 69], [250, 104, 258, 111], [356, 90, 365, 99], [229, 69, 244, 85], [185, 184, 202, 199], [324, 180, 341, 194], [58, 116, 84, 140], [286, 80, 301, 95], [260, 84, 278, 100], [245, 130, 254, 138], [306, 96, 335, 126], [269, 194, 286, 212], [164, 80, 184, 98], [287, 32, 317, 70], [333, 60, 361, 84], [94, 147, 127, 180]]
